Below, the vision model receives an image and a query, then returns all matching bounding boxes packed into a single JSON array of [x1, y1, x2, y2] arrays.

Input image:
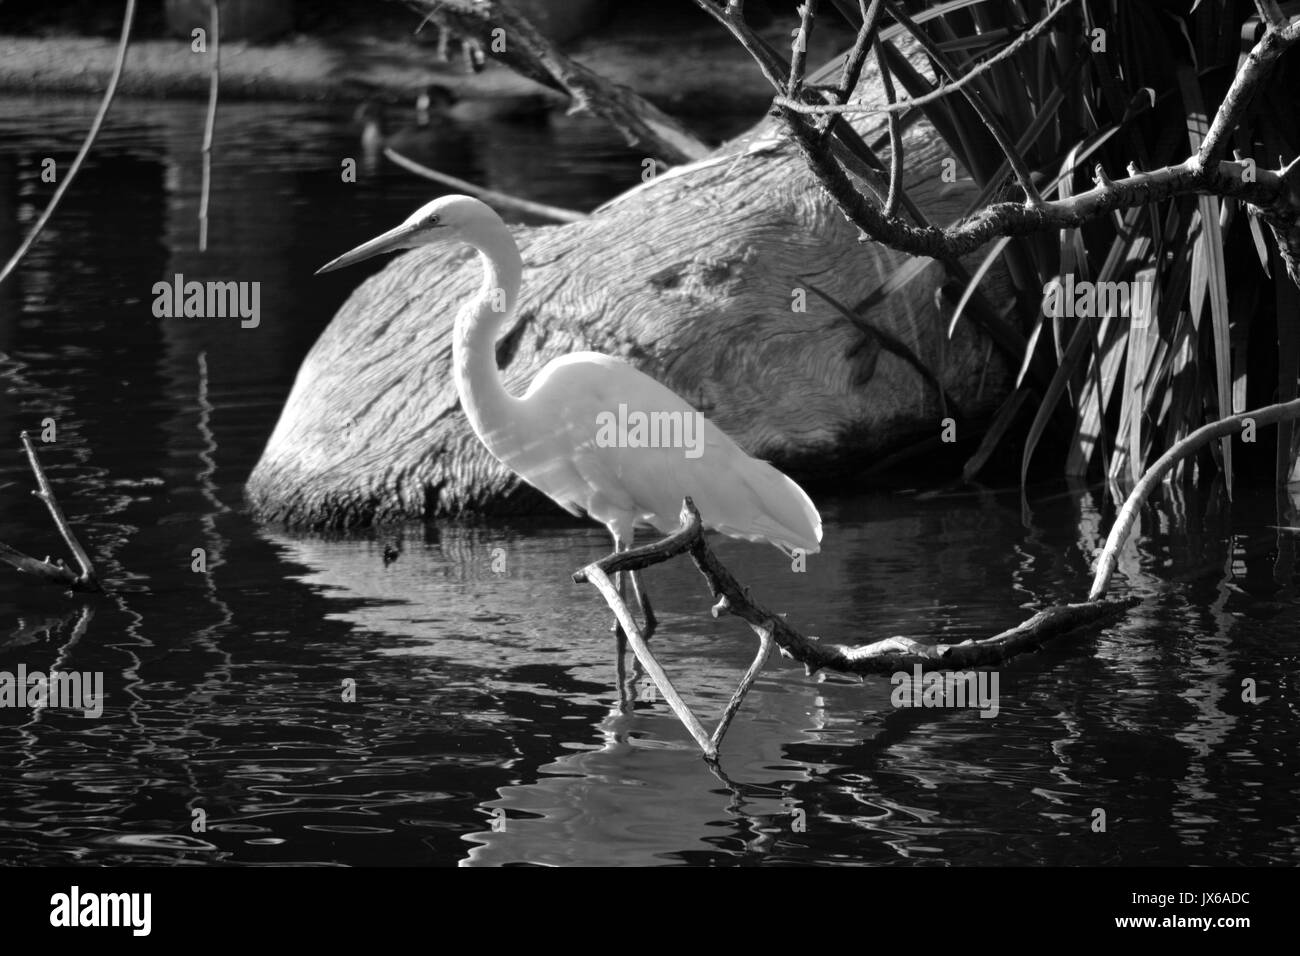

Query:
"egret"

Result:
[[317, 195, 822, 751]]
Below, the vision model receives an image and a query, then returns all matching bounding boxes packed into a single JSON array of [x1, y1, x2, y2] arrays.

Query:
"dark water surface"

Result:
[[0, 95, 1296, 867]]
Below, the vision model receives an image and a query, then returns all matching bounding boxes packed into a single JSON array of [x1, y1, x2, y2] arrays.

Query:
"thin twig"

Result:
[[21, 432, 99, 589], [690, 0, 790, 91], [1089, 397, 1300, 600], [1194, 11, 1300, 174], [0, 541, 80, 589], [198, 0, 220, 252], [383, 148, 587, 223], [875, 38, 903, 217], [777, 0, 1075, 119], [878, 0, 1044, 206], [709, 624, 773, 751], [836, 0, 885, 104], [788, 0, 820, 97], [1254, 0, 1288, 29], [0, 0, 136, 287]]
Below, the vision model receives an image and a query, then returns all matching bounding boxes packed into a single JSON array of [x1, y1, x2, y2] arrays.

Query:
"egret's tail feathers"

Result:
[[721, 458, 822, 555]]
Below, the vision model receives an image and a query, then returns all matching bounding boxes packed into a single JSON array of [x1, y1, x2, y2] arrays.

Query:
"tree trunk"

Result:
[[248, 106, 1013, 527]]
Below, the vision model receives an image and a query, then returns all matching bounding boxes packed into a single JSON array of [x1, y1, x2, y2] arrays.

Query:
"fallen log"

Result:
[[248, 39, 1015, 528]]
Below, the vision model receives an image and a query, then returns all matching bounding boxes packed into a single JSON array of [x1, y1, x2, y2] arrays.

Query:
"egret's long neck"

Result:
[[453, 224, 524, 454]]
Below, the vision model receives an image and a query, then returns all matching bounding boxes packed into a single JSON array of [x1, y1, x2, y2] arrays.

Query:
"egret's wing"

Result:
[[521, 353, 822, 553]]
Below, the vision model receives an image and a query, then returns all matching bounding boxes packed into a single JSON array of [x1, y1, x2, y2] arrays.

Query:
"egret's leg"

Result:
[[609, 529, 630, 638], [709, 625, 775, 756], [613, 628, 631, 712], [629, 570, 657, 641], [608, 529, 636, 708]]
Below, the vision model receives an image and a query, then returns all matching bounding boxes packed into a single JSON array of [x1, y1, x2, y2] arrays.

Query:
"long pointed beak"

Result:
[[315, 221, 428, 275]]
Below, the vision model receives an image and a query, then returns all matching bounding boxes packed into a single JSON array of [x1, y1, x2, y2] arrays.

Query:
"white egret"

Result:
[[317, 196, 821, 740]]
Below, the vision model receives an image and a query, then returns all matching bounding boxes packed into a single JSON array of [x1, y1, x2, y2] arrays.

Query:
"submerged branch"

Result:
[[575, 499, 1134, 678], [0, 433, 101, 592]]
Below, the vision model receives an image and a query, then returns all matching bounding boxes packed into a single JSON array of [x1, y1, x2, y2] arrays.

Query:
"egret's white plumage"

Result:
[[317, 194, 822, 565]]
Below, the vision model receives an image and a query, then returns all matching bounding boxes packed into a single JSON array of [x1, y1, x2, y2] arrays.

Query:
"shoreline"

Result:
[[0, 16, 852, 116]]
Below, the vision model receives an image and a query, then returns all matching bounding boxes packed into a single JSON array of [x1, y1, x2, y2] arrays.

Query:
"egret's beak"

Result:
[[315, 220, 438, 275]]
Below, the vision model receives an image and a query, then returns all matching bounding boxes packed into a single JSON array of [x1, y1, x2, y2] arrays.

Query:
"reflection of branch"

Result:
[[1090, 397, 1300, 600], [575, 498, 1133, 758], [403, 0, 709, 165], [0, 0, 137, 287], [0, 434, 101, 592]]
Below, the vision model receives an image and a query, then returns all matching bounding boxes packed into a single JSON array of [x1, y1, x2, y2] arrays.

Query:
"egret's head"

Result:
[[315, 195, 501, 274]]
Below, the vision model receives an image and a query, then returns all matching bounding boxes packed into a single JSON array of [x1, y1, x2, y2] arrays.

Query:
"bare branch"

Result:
[[1090, 397, 1300, 600], [1254, 0, 1287, 28], [0, 434, 101, 592], [198, 0, 220, 252], [404, 0, 710, 165], [690, 0, 790, 91], [20, 433, 99, 589], [880, 0, 1044, 206], [577, 499, 1134, 679], [786, 109, 1297, 254], [779, 0, 1075, 120], [788, 0, 820, 97], [875, 38, 903, 217], [583, 564, 715, 755], [0, 0, 136, 287], [384, 148, 587, 223], [0, 542, 81, 589], [1194, 11, 1300, 173], [835, 0, 885, 104]]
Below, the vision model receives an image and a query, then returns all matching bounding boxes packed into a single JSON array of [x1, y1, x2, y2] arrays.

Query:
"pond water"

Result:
[[0, 94, 1296, 867]]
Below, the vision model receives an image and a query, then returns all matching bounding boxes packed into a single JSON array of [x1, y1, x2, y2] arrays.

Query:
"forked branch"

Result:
[[699, 0, 1300, 286], [401, 0, 710, 165], [573, 498, 1133, 758]]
